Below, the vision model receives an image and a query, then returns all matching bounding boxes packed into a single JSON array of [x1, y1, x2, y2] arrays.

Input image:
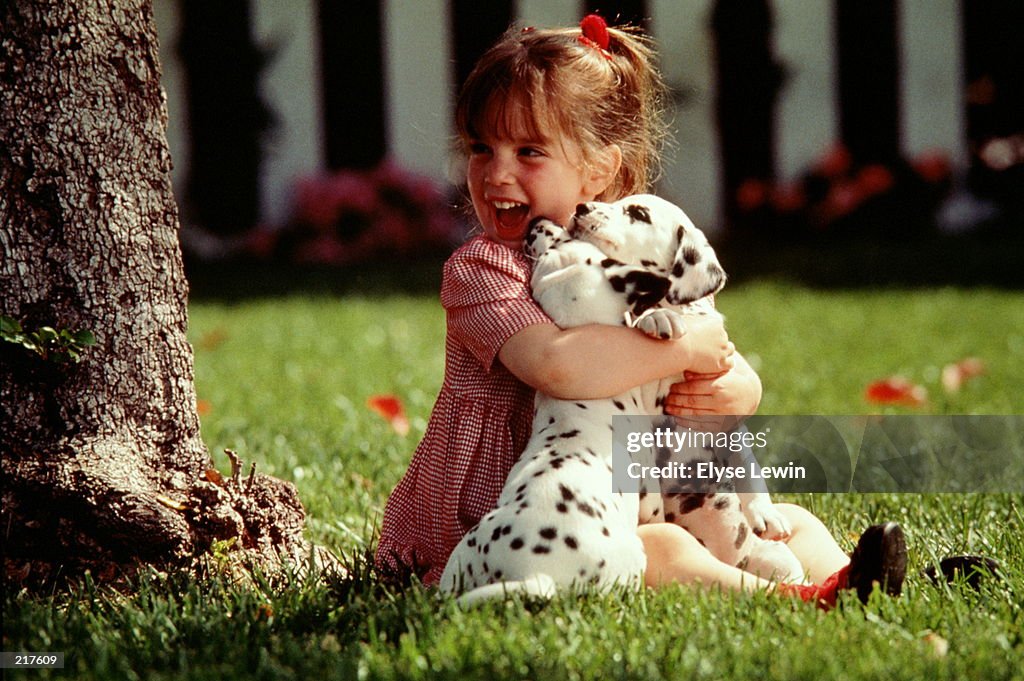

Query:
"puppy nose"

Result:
[[575, 203, 591, 217]]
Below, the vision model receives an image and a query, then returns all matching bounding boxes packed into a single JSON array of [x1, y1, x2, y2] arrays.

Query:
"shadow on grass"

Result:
[[185, 223, 1024, 302]]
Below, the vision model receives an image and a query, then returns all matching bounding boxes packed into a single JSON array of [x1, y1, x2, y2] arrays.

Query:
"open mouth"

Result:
[[493, 200, 530, 240]]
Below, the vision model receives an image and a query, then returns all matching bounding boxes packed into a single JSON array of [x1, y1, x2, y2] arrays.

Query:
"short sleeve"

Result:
[[441, 237, 551, 371]]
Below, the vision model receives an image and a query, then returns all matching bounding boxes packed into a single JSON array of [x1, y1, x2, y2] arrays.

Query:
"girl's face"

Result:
[[466, 110, 618, 249]]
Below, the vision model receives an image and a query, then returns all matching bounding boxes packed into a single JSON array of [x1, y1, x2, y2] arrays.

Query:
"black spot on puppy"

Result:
[[678, 493, 711, 513], [735, 522, 749, 549], [625, 204, 652, 224]]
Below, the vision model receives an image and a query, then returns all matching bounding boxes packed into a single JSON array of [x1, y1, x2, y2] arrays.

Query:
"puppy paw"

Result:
[[633, 308, 687, 340], [743, 496, 792, 541]]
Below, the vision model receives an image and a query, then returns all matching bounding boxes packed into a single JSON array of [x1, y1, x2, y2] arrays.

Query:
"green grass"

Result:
[[5, 280, 1024, 680]]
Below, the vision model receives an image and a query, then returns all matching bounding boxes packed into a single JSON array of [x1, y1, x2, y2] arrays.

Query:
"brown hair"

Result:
[[454, 22, 669, 201]]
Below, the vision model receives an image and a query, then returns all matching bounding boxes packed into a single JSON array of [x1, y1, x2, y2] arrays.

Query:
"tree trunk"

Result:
[[1, 0, 311, 585]]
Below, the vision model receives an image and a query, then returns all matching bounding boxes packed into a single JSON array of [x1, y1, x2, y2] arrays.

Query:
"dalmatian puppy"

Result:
[[439, 195, 800, 604], [569, 196, 802, 580]]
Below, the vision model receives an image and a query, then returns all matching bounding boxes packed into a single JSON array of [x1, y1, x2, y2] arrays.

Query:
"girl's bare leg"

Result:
[[639, 522, 774, 591], [641, 503, 850, 591], [776, 502, 850, 583]]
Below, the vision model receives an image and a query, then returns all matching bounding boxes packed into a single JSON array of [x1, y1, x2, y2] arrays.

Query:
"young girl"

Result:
[[375, 16, 906, 608]]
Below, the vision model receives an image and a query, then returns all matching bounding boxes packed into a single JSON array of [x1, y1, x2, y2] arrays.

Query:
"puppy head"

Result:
[[526, 215, 672, 327], [569, 194, 726, 304]]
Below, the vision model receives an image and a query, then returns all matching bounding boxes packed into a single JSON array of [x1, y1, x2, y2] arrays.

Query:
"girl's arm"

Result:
[[498, 315, 734, 400]]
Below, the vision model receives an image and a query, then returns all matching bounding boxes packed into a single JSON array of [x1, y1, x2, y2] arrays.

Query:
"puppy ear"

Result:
[[665, 230, 727, 304], [607, 266, 671, 316]]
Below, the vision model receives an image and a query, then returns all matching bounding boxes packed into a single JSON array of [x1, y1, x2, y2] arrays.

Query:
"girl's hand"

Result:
[[680, 314, 734, 375], [664, 353, 762, 427]]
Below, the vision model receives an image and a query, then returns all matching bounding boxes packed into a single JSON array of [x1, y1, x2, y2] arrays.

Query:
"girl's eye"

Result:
[[468, 142, 491, 155], [518, 147, 544, 158]]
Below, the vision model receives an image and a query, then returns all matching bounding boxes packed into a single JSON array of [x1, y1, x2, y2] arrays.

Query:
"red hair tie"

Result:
[[579, 14, 612, 59]]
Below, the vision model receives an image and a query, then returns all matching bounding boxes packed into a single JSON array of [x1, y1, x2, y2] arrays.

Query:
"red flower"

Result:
[[856, 164, 895, 196], [367, 394, 410, 436], [817, 180, 865, 224], [736, 178, 770, 212], [770, 182, 807, 213], [817, 144, 853, 179], [864, 376, 928, 407], [913, 152, 952, 184]]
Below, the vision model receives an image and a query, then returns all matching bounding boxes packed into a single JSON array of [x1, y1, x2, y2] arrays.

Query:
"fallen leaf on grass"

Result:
[[941, 357, 985, 393], [197, 399, 213, 416], [197, 328, 229, 351], [864, 376, 928, 407], [922, 631, 949, 658], [367, 394, 410, 436]]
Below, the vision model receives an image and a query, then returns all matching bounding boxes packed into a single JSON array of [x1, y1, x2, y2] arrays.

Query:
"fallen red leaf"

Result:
[[941, 357, 986, 393], [865, 376, 928, 407], [367, 394, 410, 435], [197, 399, 213, 416]]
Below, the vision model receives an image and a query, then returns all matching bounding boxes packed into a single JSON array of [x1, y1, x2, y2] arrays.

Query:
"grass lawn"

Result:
[[5, 279, 1023, 680]]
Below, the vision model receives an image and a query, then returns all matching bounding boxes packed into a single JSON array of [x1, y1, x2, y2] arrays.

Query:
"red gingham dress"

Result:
[[375, 236, 552, 585]]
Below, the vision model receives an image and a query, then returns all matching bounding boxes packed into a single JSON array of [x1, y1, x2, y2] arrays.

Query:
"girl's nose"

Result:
[[485, 154, 515, 185]]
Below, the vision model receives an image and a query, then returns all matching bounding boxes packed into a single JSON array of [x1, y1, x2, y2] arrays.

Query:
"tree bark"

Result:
[[1, 0, 310, 585]]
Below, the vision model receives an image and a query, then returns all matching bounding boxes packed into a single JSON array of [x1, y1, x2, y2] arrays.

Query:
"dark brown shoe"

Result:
[[847, 522, 907, 603]]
